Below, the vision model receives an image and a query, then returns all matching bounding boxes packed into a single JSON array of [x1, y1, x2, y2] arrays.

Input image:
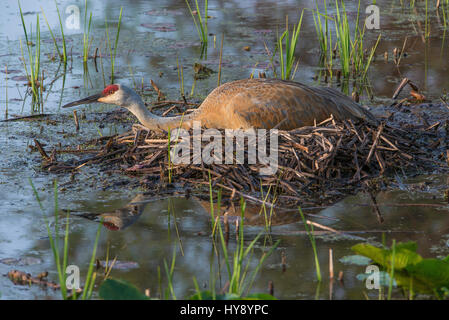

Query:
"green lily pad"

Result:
[[395, 241, 418, 252], [406, 259, 449, 290], [352, 241, 449, 296], [242, 293, 277, 300], [356, 270, 396, 287], [99, 278, 149, 300], [352, 243, 422, 270]]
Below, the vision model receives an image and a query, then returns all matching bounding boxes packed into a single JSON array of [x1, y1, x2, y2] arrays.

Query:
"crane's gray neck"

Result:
[[123, 90, 197, 132]]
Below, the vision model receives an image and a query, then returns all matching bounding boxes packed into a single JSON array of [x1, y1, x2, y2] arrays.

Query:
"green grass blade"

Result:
[[54, 0, 67, 62], [81, 218, 102, 300], [41, 8, 62, 59], [299, 207, 321, 282]]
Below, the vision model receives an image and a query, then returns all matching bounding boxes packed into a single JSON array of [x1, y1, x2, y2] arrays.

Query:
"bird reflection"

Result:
[[79, 193, 303, 231]]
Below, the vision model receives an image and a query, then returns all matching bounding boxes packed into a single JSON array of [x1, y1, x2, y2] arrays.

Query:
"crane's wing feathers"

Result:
[[199, 78, 377, 130]]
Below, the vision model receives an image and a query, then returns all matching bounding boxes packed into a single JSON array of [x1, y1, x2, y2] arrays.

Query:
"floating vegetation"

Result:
[[193, 62, 214, 80], [353, 241, 449, 299], [7, 270, 61, 289]]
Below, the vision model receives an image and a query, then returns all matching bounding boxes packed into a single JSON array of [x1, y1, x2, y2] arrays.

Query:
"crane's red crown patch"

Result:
[[102, 84, 119, 96]]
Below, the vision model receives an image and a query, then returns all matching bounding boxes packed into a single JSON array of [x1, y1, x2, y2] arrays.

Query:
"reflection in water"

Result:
[[80, 193, 303, 231], [96, 194, 148, 231], [65, 177, 449, 300]]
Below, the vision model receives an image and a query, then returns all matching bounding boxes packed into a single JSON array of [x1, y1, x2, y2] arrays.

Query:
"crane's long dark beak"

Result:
[[62, 93, 102, 108]]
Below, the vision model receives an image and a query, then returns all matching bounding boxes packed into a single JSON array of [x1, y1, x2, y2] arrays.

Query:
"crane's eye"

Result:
[[109, 90, 114, 95]]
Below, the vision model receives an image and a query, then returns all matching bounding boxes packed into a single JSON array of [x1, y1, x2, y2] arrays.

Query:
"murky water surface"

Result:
[[0, 0, 448, 299]]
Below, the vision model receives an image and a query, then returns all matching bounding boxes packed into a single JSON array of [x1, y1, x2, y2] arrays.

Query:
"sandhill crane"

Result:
[[62, 78, 377, 131]]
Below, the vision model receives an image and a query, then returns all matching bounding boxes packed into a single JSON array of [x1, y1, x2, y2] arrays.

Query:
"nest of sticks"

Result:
[[41, 114, 448, 208]]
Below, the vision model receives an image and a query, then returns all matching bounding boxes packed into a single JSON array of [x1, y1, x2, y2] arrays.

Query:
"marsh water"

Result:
[[0, 0, 449, 299]]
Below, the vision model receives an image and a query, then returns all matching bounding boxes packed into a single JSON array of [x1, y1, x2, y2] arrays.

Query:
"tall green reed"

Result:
[[41, 1, 67, 63], [105, 7, 123, 83], [312, 1, 334, 77], [314, 0, 382, 81], [425, 0, 429, 39], [313, 0, 331, 57], [334, 0, 354, 79], [18, 2, 42, 112], [54, 0, 67, 63], [299, 207, 322, 282], [83, 0, 93, 64], [41, 10, 61, 62], [163, 245, 178, 299], [176, 56, 185, 97], [277, 11, 304, 80], [5, 65, 8, 119], [185, 0, 208, 57], [206, 172, 280, 297], [29, 179, 102, 300], [387, 239, 396, 300], [441, 0, 448, 28]]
